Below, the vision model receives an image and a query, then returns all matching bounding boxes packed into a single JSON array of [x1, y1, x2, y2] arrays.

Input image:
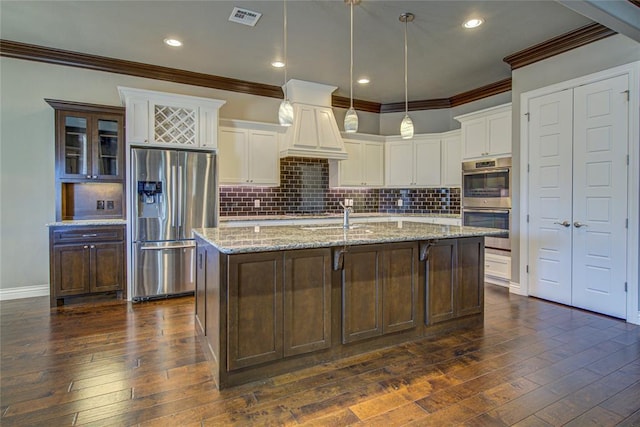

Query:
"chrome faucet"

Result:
[[339, 201, 353, 229]]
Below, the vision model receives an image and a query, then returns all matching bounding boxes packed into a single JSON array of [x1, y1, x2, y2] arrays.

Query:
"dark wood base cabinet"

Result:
[[49, 225, 125, 307], [195, 237, 484, 389]]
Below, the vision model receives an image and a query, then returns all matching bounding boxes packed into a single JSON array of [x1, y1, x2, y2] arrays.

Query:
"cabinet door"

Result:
[[93, 115, 123, 180], [382, 243, 418, 334], [362, 142, 384, 186], [53, 244, 90, 296], [125, 97, 150, 144], [425, 240, 456, 325], [414, 138, 442, 187], [441, 133, 461, 187], [385, 140, 414, 187], [284, 249, 332, 357], [227, 253, 283, 370], [219, 128, 249, 184], [456, 237, 484, 317], [339, 140, 364, 186], [199, 107, 219, 150], [58, 112, 91, 180], [486, 111, 511, 157], [342, 247, 382, 343], [195, 244, 207, 335], [462, 117, 487, 159], [248, 130, 279, 185], [90, 242, 124, 292]]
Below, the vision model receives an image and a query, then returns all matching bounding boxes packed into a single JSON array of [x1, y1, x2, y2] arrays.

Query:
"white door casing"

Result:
[[571, 75, 629, 318], [527, 89, 574, 305]]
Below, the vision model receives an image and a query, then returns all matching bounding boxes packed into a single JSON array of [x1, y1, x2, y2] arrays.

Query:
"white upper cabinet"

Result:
[[330, 135, 384, 187], [386, 135, 441, 187], [440, 130, 461, 187], [118, 87, 225, 151], [218, 120, 281, 186], [455, 103, 511, 160]]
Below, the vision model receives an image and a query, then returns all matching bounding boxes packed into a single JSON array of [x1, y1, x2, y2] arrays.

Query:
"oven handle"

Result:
[[462, 169, 510, 176], [463, 209, 510, 214]]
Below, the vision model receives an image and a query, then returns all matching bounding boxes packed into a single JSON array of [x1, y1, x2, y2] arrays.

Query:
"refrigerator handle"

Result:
[[178, 165, 183, 233], [171, 165, 177, 228]]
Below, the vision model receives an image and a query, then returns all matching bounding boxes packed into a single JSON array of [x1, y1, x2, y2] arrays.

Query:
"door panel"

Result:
[[426, 240, 456, 324], [342, 249, 382, 343], [382, 244, 418, 333], [571, 75, 628, 318], [91, 242, 124, 292], [133, 241, 195, 298], [528, 89, 574, 305], [181, 151, 216, 239], [132, 148, 176, 242], [54, 245, 90, 296]]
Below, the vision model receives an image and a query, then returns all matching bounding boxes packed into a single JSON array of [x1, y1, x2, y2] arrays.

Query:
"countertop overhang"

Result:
[[193, 221, 505, 254]]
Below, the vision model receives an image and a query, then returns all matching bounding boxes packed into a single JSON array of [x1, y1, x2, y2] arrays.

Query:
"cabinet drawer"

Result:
[[52, 226, 125, 244], [484, 252, 511, 280]]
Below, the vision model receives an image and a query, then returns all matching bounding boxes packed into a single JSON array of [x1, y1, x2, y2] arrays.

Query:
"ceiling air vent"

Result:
[[228, 7, 262, 27]]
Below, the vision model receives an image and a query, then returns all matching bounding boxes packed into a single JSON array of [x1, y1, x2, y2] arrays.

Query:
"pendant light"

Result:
[[399, 12, 414, 139], [344, 0, 358, 133], [278, 0, 294, 126]]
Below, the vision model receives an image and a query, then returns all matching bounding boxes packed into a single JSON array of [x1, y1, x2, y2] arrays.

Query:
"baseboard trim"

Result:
[[509, 280, 527, 296], [485, 276, 509, 288], [0, 285, 49, 301]]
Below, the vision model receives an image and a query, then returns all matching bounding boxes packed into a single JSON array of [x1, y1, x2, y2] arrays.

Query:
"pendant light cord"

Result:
[[349, 1, 354, 109], [283, 0, 288, 100], [404, 16, 408, 115]]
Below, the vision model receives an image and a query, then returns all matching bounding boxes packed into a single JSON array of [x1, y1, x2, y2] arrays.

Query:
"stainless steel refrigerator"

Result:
[[131, 148, 217, 300]]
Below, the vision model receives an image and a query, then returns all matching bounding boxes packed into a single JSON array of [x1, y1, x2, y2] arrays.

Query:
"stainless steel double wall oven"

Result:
[[462, 157, 511, 251]]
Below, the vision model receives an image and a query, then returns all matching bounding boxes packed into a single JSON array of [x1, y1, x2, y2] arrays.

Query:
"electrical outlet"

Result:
[[254, 199, 260, 208], [349, 199, 354, 207], [96, 200, 105, 210], [397, 199, 403, 207], [106, 200, 114, 210]]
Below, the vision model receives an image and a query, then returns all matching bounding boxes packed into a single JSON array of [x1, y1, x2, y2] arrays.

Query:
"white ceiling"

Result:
[[1, 1, 595, 104]]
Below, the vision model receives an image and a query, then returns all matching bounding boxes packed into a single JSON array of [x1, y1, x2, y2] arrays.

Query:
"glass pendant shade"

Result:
[[278, 99, 294, 127], [344, 107, 358, 133], [400, 114, 414, 139]]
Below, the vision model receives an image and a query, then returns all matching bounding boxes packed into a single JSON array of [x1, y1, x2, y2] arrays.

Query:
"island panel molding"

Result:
[[503, 23, 617, 70]]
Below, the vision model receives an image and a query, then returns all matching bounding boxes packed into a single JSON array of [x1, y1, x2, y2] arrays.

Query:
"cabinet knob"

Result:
[[83, 245, 89, 249], [92, 175, 98, 179], [86, 175, 91, 179], [90, 245, 95, 248]]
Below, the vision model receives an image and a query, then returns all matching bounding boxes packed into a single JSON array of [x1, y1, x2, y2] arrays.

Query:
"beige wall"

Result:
[[510, 34, 640, 291]]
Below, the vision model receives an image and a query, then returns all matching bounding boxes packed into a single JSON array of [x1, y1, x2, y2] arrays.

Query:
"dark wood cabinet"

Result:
[[283, 249, 332, 357], [227, 252, 284, 371], [47, 99, 125, 221], [223, 248, 332, 371], [49, 225, 125, 307], [425, 237, 484, 325], [342, 242, 418, 344], [195, 244, 207, 335]]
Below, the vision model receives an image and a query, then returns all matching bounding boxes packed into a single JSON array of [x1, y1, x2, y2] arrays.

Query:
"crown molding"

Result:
[[0, 39, 283, 99], [503, 23, 616, 70], [0, 21, 610, 115]]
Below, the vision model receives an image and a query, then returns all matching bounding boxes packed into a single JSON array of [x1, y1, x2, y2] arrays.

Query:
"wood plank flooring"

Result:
[[1, 285, 639, 426]]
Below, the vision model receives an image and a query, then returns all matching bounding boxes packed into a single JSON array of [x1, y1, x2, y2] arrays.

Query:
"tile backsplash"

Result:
[[219, 157, 460, 216]]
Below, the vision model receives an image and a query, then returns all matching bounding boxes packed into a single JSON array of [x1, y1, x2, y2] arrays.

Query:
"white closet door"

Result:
[[571, 75, 629, 318], [528, 89, 574, 305]]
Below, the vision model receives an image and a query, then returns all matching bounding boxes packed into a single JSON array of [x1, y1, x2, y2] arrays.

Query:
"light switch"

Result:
[[397, 199, 403, 207]]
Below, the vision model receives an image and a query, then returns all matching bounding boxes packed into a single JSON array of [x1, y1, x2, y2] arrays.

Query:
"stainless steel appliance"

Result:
[[131, 148, 217, 300], [462, 157, 511, 250]]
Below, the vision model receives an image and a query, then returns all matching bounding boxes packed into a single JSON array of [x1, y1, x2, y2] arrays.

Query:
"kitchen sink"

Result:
[[300, 224, 368, 231]]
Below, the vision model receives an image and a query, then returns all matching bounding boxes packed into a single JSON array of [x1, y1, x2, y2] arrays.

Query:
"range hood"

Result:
[[279, 80, 348, 160]]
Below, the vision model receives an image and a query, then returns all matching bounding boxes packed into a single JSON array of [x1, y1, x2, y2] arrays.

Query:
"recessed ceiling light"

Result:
[[164, 38, 183, 47], [357, 77, 370, 84], [271, 61, 285, 68], [463, 18, 483, 29]]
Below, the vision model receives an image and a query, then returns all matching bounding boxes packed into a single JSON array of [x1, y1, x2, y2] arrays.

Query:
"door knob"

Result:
[[573, 221, 588, 228], [553, 220, 571, 227]]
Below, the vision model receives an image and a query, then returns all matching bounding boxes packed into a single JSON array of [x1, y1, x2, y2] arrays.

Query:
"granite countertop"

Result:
[[193, 221, 504, 254], [220, 212, 461, 221], [47, 219, 127, 227]]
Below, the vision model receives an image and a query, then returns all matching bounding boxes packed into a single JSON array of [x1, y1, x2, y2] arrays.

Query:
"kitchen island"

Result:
[[194, 221, 504, 389]]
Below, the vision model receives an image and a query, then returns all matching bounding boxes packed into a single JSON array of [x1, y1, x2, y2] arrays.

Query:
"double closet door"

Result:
[[527, 74, 629, 318]]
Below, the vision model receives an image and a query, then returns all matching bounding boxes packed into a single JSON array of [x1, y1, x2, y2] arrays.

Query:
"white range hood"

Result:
[[279, 79, 348, 160]]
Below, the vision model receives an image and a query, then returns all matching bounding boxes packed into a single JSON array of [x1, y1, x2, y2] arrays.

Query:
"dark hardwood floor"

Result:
[[1, 285, 639, 426]]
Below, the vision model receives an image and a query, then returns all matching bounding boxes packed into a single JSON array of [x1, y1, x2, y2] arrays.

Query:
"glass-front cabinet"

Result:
[[54, 106, 124, 181]]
